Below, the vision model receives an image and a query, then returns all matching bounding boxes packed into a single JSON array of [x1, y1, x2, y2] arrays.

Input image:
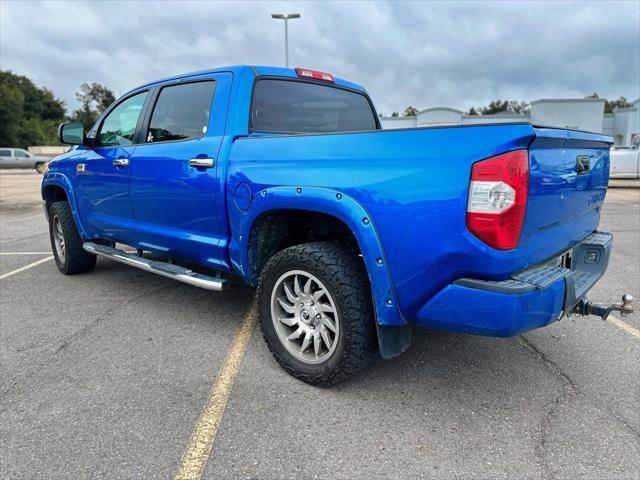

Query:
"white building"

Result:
[[381, 98, 640, 147]]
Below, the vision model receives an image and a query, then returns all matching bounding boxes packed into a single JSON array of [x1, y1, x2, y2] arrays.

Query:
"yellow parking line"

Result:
[[174, 304, 256, 480], [607, 315, 640, 338], [0, 256, 54, 280]]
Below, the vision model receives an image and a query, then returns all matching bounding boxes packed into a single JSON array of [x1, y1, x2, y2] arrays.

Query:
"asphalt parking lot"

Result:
[[1, 171, 638, 480]]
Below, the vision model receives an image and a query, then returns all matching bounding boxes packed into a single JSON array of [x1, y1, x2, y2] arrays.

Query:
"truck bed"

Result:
[[228, 123, 612, 322]]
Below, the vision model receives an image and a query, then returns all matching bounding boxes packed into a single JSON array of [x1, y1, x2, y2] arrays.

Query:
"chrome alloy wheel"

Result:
[[270, 270, 340, 364], [52, 214, 66, 262]]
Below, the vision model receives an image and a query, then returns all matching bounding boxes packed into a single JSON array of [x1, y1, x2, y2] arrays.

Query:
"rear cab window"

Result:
[[250, 79, 378, 134], [146, 81, 216, 143], [0, 149, 11, 157]]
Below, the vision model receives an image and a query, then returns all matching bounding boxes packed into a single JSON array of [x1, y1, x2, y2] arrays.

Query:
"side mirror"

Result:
[[58, 122, 86, 145]]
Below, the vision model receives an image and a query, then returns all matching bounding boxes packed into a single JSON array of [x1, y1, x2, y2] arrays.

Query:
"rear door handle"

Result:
[[113, 158, 129, 167], [189, 158, 215, 168]]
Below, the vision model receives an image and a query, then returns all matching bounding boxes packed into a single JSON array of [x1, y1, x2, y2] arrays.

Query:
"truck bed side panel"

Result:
[[228, 124, 611, 323], [228, 124, 538, 321]]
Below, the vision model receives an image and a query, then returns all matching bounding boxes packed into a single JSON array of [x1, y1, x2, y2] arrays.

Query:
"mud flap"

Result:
[[376, 323, 412, 359]]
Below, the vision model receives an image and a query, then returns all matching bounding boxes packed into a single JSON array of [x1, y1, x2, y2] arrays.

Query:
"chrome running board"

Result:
[[83, 242, 229, 291]]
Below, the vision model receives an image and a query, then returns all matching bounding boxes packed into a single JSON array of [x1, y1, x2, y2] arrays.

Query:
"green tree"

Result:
[[402, 106, 419, 117], [0, 81, 24, 146], [467, 106, 479, 116], [71, 82, 116, 131], [585, 93, 631, 113], [480, 100, 509, 114], [391, 112, 400, 117], [0, 71, 65, 148], [473, 100, 530, 115], [605, 96, 631, 113]]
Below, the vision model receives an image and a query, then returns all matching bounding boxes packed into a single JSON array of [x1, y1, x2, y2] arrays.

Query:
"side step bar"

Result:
[[83, 242, 229, 291]]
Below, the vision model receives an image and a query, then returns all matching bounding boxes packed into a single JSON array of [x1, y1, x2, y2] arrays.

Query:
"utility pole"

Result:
[[271, 13, 301, 67]]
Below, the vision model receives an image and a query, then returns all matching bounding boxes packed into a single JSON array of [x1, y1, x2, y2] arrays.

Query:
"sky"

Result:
[[1, 0, 639, 115]]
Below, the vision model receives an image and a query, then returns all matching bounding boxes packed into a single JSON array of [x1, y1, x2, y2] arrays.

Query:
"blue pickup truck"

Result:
[[43, 65, 632, 386]]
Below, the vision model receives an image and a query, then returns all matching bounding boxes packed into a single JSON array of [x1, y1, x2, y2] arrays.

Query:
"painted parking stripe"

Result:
[[0, 252, 51, 255], [0, 256, 54, 280], [0, 250, 137, 256], [607, 315, 640, 338], [174, 304, 256, 480]]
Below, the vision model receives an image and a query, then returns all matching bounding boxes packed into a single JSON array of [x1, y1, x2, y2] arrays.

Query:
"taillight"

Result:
[[295, 68, 335, 82], [466, 149, 529, 250]]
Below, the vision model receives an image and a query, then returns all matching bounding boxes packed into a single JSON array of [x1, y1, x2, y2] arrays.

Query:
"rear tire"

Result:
[[257, 241, 378, 386], [48, 201, 96, 274]]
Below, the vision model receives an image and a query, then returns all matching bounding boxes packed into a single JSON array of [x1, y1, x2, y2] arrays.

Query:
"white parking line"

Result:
[[0, 256, 54, 280], [0, 252, 51, 255]]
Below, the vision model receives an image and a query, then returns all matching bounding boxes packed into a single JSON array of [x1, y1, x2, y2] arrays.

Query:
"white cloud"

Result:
[[1, 0, 638, 114]]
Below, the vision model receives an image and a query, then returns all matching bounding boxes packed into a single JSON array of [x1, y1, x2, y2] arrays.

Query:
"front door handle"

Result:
[[113, 158, 129, 167], [189, 157, 215, 168]]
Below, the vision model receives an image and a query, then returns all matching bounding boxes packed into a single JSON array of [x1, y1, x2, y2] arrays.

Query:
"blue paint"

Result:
[[415, 280, 565, 336], [43, 65, 614, 342], [233, 183, 252, 212]]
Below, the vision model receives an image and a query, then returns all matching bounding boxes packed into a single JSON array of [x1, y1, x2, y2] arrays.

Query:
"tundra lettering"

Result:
[[588, 191, 606, 206], [43, 66, 633, 386]]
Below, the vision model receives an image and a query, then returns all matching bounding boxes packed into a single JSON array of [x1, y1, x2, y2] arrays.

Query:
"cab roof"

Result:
[[129, 65, 367, 96]]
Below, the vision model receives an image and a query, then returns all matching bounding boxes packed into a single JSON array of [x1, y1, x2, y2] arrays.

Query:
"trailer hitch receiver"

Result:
[[573, 294, 634, 321]]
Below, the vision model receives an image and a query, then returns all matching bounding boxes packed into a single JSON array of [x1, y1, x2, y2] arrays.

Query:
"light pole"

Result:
[[271, 13, 300, 67]]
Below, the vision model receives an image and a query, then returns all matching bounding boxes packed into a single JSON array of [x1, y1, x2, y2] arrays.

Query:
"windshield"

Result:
[[251, 79, 378, 134]]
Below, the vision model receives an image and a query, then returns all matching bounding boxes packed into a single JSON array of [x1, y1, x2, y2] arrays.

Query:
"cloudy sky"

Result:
[[1, 0, 638, 115]]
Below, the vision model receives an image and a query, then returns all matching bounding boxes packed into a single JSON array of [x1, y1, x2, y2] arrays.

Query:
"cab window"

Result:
[[0, 149, 11, 157], [96, 91, 148, 147], [14, 149, 29, 158], [250, 79, 378, 133], [146, 81, 215, 143]]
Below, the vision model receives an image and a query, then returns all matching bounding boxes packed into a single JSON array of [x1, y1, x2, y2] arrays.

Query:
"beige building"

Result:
[[27, 146, 68, 157], [381, 98, 640, 147]]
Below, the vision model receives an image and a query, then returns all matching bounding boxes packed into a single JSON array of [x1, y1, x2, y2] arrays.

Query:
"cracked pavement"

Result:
[[0, 172, 638, 479]]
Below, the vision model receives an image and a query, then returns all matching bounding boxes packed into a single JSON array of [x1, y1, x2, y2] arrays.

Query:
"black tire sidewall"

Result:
[[259, 257, 347, 378], [49, 206, 69, 273], [48, 201, 96, 274], [257, 242, 376, 385]]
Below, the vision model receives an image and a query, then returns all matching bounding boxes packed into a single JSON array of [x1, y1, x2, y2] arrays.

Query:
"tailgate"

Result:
[[519, 127, 613, 256]]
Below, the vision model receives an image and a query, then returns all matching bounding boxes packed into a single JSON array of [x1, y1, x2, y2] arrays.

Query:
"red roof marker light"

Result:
[[295, 68, 335, 83]]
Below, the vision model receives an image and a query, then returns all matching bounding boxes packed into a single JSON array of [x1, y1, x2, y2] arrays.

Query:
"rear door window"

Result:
[[0, 149, 11, 157], [251, 79, 378, 133], [146, 81, 216, 143]]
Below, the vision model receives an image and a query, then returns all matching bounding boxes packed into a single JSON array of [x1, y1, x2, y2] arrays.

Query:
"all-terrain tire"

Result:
[[48, 201, 96, 274], [257, 241, 378, 386]]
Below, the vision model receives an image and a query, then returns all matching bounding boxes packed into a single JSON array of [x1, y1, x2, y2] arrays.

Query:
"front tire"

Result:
[[257, 242, 377, 386], [48, 201, 96, 274]]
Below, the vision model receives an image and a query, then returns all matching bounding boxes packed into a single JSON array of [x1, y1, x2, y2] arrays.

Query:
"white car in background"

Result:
[[610, 135, 640, 179], [0, 148, 51, 173]]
